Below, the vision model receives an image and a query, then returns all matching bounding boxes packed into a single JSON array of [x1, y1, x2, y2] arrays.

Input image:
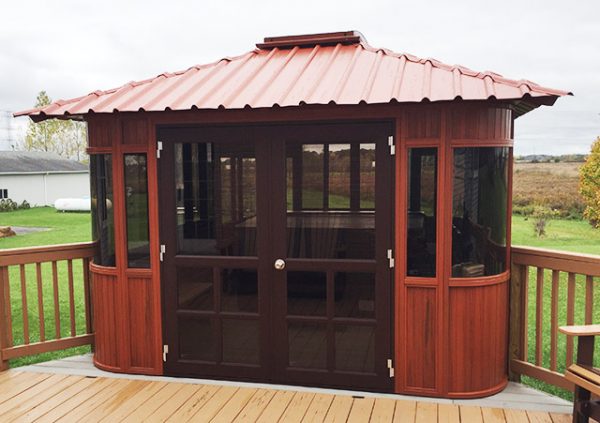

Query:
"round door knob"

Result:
[[274, 259, 286, 270]]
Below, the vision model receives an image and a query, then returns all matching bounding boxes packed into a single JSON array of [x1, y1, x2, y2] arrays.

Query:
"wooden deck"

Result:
[[0, 368, 571, 423]]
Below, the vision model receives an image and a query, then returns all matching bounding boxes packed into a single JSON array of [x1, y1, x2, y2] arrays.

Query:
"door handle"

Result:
[[274, 259, 286, 270]]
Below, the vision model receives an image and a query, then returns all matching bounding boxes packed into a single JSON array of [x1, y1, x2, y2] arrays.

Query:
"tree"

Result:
[[23, 91, 87, 162], [579, 137, 600, 228]]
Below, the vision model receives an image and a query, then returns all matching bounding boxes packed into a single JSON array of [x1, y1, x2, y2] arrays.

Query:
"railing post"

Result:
[[0, 266, 10, 371], [508, 260, 527, 382]]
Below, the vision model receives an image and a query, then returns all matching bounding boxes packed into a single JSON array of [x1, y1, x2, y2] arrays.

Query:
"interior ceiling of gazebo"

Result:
[[16, 31, 571, 121]]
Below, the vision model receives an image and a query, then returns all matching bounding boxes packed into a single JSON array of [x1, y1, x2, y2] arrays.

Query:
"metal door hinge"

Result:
[[159, 244, 166, 262], [387, 358, 395, 378], [387, 249, 395, 268], [157, 141, 163, 158], [163, 345, 169, 362], [388, 135, 395, 155]]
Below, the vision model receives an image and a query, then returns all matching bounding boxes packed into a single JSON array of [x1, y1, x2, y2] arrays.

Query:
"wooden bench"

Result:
[[559, 325, 600, 422]]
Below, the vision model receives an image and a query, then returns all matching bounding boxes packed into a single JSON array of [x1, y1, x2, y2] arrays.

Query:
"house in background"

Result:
[[0, 151, 89, 206]]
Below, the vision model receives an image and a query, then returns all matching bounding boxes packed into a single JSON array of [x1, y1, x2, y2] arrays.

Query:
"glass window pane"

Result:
[[335, 325, 375, 373], [175, 142, 257, 256], [452, 147, 509, 277], [177, 267, 213, 311], [301, 144, 324, 209], [407, 148, 437, 277], [287, 271, 326, 316], [222, 319, 259, 365], [124, 154, 150, 268], [288, 322, 327, 369], [221, 269, 258, 313], [329, 144, 350, 209], [286, 141, 376, 260], [90, 154, 115, 267], [334, 273, 375, 319], [359, 143, 376, 210]]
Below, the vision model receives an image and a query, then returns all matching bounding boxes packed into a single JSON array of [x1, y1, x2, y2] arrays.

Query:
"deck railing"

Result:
[[509, 245, 600, 391], [0, 242, 95, 370]]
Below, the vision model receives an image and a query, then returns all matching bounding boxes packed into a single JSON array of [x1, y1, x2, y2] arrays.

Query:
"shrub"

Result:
[[0, 199, 18, 212], [0, 199, 33, 212], [531, 205, 560, 238], [580, 137, 600, 227]]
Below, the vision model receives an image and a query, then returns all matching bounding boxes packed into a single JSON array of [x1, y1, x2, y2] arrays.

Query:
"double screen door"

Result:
[[159, 122, 394, 391]]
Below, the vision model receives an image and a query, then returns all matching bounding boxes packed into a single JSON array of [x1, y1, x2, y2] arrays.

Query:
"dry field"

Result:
[[513, 161, 585, 218]]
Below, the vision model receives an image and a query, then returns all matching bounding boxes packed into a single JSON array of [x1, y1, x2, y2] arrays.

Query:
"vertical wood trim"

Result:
[[19, 264, 29, 345], [394, 114, 406, 393], [585, 275, 594, 324], [323, 143, 330, 210], [549, 270, 559, 371], [35, 262, 45, 342], [350, 143, 360, 211], [113, 116, 128, 371], [147, 116, 163, 373], [67, 259, 76, 337], [52, 261, 61, 339], [535, 268, 544, 366], [439, 107, 450, 396], [566, 272, 576, 366]]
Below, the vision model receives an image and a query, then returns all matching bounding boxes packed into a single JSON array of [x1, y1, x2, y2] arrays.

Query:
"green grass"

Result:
[[0, 207, 91, 249], [0, 207, 92, 367], [511, 215, 600, 255]]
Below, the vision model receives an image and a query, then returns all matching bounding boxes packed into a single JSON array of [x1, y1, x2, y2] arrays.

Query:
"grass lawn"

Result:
[[511, 215, 600, 255], [0, 207, 92, 367]]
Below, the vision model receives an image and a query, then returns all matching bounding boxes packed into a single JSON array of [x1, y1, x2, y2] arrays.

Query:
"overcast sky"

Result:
[[1, 0, 598, 155]]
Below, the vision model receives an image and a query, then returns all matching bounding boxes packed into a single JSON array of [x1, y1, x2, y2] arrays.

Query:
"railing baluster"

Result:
[[35, 263, 45, 343], [19, 264, 29, 345], [550, 270, 559, 371], [67, 259, 76, 337], [566, 272, 576, 366], [2, 266, 13, 347], [0, 266, 12, 370], [52, 261, 61, 339], [82, 258, 92, 334], [586, 275, 594, 324], [521, 264, 529, 361], [535, 267, 544, 366]]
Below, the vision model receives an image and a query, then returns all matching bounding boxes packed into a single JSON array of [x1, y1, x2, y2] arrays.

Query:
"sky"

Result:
[[1, 0, 599, 155]]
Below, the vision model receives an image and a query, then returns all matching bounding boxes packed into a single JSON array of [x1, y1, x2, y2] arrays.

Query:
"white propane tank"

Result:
[[54, 198, 92, 212]]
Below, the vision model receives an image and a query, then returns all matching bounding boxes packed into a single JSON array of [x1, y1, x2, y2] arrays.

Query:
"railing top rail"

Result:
[[0, 241, 96, 267], [512, 245, 600, 277]]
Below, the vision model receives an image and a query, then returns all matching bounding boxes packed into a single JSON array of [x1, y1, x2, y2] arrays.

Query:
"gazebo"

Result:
[[16, 30, 570, 398]]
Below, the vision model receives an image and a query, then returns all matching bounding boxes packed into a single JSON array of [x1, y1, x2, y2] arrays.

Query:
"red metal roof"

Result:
[[16, 31, 571, 120]]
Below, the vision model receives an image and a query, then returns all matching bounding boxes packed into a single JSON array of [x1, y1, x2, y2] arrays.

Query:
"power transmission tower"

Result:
[[0, 111, 18, 151]]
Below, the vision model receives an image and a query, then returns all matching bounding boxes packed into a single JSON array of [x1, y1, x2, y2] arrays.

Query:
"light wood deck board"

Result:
[[122, 382, 186, 422], [0, 370, 572, 422], [256, 390, 296, 423]]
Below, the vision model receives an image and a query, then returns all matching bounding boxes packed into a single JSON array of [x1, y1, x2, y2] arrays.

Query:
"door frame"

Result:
[[158, 120, 396, 392]]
